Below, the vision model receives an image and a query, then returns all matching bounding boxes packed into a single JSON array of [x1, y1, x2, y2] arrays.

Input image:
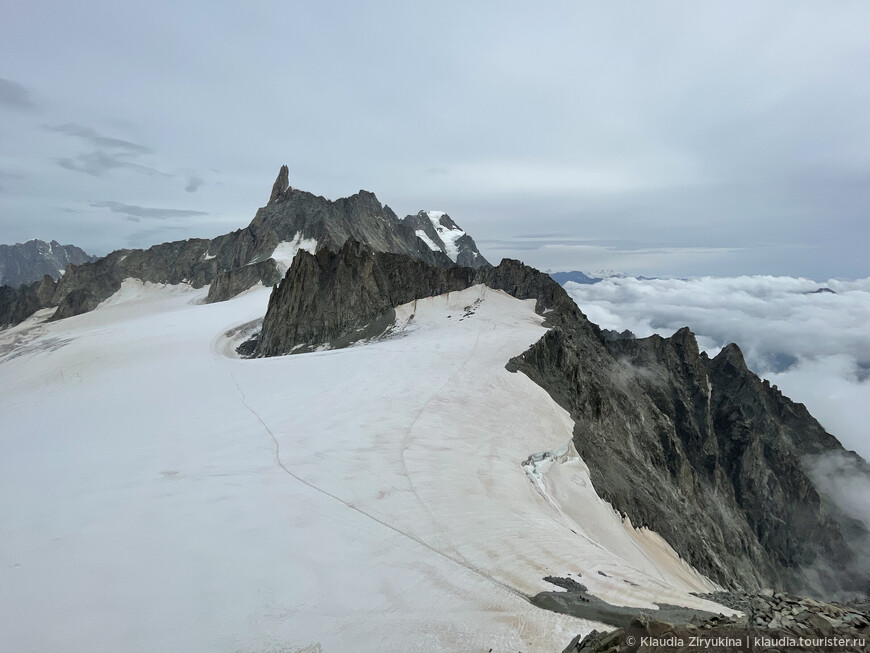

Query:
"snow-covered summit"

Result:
[[402, 209, 488, 268]]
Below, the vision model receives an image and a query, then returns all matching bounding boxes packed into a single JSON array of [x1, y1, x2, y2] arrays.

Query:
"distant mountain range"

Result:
[[0, 239, 96, 287], [549, 270, 659, 285]]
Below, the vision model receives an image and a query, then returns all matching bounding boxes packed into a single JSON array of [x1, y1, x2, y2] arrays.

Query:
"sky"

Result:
[[1, 1, 868, 278]]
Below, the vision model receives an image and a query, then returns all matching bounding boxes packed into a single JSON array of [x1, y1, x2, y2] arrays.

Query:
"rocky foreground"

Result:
[[564, 591, 869, 652]]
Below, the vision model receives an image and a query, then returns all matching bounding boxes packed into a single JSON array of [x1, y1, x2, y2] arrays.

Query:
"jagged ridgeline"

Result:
[[3, 166, 868, 601], [0, 165, 488, 327]]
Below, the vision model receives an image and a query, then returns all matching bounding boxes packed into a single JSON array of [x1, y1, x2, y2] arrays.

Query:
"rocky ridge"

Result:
[[253, 241, 573, 357], [506, 299, 869, 597]]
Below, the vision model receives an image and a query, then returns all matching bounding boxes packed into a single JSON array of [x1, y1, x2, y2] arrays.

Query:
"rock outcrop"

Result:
[[205, 259, 281, 303], [255, 240, 480, 355], [254, 244, 574, 357], [0, 239, 97, 288], [564, 591, 870, 652], [268, 164, 290, 204], [0, 274, 58, 327]]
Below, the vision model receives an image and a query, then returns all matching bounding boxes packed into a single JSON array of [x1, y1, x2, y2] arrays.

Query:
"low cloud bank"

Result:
[[565, 276, 870, 459]]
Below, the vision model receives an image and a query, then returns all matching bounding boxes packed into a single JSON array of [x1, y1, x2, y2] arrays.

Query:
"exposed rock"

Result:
[[0, 239, 97, 287], [46, 239, 217, 319], [564, 591, 870, 652], [255, 240, 479, 356], [205, 259, 281, 303], [402, 210, 489, 269], [0, 281, 42, 327], [255, 244, 574, 357], [53, 288, 101, 321], [533, 577, 718, 629], [269, 164, 290, 204]]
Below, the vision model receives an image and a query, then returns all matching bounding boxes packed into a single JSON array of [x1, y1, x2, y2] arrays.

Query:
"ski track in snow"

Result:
[[225, 362, 526, 603], [0, 280, 727, 652]]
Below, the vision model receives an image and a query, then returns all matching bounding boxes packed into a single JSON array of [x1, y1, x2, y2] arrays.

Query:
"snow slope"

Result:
[[270, 232, 318, 276], [426, 210, 465, 262], [0, 281, 723, 652]]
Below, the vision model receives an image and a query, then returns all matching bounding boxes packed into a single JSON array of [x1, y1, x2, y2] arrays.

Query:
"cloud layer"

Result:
[[565, 275, 870, 458]]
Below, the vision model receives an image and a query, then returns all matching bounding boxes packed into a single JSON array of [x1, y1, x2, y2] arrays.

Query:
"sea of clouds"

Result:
[[564, 275, 870, 461]]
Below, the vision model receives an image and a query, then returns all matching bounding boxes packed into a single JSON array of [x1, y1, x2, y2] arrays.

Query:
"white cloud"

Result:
[[565, 275, 870, 458]]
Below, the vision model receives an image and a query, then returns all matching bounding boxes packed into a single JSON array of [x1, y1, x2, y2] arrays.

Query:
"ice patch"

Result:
[[271, 232, 318, 276], [415, 230, 441, 252], [426, 213, 465, 262]]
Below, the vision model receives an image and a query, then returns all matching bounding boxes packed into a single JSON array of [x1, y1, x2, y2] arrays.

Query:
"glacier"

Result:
[[0, 281, 726, 652]]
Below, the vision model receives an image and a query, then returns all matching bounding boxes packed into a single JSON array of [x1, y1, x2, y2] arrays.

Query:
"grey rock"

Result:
[[0, 280, 43, 327], [0, 239, 97, 287], [254, 240, 480, 356], [402, 210, 489, 269], [269, 164, 290, 204], [205, 259, 281, 303]]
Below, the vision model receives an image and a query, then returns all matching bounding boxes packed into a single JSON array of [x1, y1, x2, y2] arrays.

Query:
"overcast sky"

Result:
[[1, 1, 868, 278]]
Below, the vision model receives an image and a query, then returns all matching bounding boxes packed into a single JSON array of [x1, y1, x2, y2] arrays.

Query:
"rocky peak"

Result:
[[401, 209, 490, 269], [713, 342, 749, 371], [268, 165, 290, 204]]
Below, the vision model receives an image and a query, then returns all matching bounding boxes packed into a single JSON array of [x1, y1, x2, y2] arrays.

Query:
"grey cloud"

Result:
[[0, 169, 25, 193], [804, 451, 870, 565], [91, 200, 208, 220], [48, 123, 166, 179], [185, 176, 204, 193], [58, 151, 170, 178], [0, 77, 38, 111], [46, 123, 151, 153]]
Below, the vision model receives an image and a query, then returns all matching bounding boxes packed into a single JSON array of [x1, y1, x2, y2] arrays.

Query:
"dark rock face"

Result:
[[0, 281, 42, 327], [255, 244, 569, 357], [205, 259, 281, 303], [0, 239, 97, 287], [255, 240, 479, 356], [269, 164, 290, 204], [0, 274, 58, 327]]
